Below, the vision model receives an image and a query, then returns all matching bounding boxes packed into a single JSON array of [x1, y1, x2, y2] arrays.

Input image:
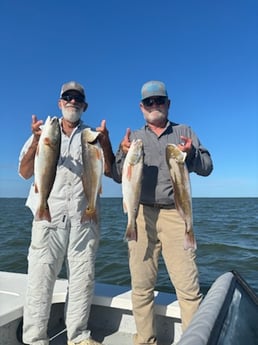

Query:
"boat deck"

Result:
[[50, 327, 136, 345], [48, 303, 181, 345]]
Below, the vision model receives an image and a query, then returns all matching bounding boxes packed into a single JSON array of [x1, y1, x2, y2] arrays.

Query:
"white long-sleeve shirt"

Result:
[[18, 120, 93, 227]]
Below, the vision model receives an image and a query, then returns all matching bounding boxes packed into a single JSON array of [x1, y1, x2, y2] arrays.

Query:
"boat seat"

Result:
[[93, 282, 181, 318]]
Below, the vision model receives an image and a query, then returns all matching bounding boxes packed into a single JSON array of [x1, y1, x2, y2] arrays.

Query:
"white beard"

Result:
[[62, 107, 83, 123], [143, 110, 167, 125]]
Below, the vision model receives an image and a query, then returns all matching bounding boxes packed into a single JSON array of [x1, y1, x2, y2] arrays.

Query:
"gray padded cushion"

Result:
[[177, 272, 234, 345]]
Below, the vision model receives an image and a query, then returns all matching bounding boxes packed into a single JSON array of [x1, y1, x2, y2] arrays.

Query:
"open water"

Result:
[[0, 197, 257, 295]]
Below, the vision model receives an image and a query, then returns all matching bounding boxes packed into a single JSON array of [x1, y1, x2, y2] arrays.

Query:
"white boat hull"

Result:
[[0, 272, 182, 345]]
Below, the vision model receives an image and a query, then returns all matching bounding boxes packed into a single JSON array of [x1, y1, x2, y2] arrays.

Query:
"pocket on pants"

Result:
[[29, 220, 57, 264]]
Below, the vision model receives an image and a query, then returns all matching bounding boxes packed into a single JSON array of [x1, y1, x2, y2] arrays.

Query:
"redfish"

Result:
[[122, 139, 143, 241], [34, 116, 61, 221], [81, 128, 104, 224], [166, 143, 197, 250]]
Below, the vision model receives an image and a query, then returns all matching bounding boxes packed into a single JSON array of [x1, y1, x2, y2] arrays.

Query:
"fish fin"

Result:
[[184, 230, 197, 250], [43, 137, 51, 146], [35, 144, 40, 156], [126, 164, 133, 180], [173, 200, 185, 220], [43, 137, 56, 150], [96, 148, 102, 160], [123, 200, 128, 213], [35, 204, 51, 222], [34, 183, 39, 193], [81, 208, 98, 224], [181, 151, 187, 162]]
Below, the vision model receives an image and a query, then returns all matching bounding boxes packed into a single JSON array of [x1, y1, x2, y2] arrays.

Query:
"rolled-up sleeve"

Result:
[[111, 147, 126, 183], [185, 128, 213, 176]]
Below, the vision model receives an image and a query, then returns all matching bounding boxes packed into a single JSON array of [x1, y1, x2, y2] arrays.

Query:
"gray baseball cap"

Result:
[[141, 80, 168, 100], [60, 81, 85, 99]]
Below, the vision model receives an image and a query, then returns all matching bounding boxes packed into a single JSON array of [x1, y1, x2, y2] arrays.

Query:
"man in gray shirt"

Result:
[[112, 80, 213, 345]]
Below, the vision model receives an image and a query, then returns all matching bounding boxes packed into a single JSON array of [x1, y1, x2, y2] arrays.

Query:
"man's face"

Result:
[[59, 91, 87, 123], [140, 96, 170, 126]]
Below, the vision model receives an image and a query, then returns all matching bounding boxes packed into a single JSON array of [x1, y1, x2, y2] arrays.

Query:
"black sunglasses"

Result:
[[142, 96, 167, 107], [61, 94, 85, 103]]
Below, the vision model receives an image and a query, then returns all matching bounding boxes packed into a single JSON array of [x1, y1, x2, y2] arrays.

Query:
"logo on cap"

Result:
[[141, 81, 168, 100], [60, 81, 85, 99]]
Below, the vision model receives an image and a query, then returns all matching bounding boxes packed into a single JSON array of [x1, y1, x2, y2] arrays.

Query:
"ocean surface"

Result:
[[0, 197, 258, 295]]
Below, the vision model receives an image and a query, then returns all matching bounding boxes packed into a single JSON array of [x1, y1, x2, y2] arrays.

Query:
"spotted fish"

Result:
[[166, 143, 197, 250]]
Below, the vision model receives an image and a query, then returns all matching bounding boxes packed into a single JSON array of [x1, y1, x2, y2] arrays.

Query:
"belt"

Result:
[[140, 202, 175, 209]]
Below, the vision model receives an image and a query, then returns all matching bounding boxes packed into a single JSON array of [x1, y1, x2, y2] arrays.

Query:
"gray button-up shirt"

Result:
[[112, 121, 213, 206]]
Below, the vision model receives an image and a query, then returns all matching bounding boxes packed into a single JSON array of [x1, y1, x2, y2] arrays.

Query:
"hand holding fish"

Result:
[[31, 114, 43, 139], [19, 115, 44, 179], [96, 120, 109, 145], [178, 136, 192, 153], [120, 128, 131, 154], [95, 120, 115, 177]]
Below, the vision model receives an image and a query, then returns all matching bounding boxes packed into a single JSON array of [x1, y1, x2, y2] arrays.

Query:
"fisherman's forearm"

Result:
[[109, 148, 125, 183], [103, 142, 115, 177], [97, 132, 115, 178], [19, 137, 39, 179]]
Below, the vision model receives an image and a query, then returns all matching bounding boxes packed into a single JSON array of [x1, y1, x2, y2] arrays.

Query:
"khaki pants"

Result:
[[128, 205, 202, 345]]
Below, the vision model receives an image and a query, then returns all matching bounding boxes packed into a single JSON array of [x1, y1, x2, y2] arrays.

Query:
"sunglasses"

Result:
[[61, 94, 85, 103], [142, 96, 167, 107]]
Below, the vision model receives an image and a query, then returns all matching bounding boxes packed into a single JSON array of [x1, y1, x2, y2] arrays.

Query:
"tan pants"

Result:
[[128, 205, 202, 345]]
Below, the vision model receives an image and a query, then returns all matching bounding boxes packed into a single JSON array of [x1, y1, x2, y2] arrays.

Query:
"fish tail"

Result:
[[81, 207, 98, 224], [184, 230, 197, 250], [124, 225, 137, 241], [35, 203, 51, 222]]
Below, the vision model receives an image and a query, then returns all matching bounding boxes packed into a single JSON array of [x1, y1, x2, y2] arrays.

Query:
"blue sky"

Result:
[[0, 0, 257, 198]]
